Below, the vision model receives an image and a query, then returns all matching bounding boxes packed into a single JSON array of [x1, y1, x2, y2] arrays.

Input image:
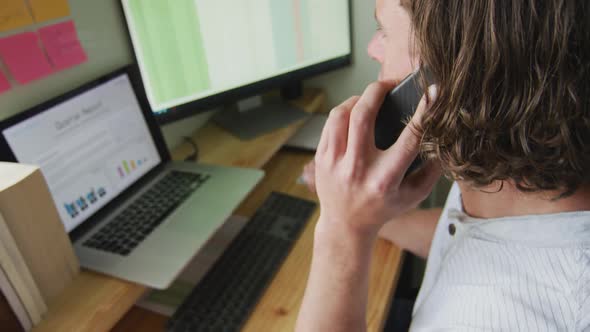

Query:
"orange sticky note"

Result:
[[0, 0, 34, 33], [28, 0, 71, 23]]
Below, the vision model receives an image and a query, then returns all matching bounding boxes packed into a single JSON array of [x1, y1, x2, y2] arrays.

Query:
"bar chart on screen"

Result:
[[117, 158, 148, 179], [63, 187, 107, 219]]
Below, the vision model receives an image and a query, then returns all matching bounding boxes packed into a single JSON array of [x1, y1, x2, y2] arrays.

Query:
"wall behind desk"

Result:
[[0, 0, 378, 149], [0, 0, 132, 121]]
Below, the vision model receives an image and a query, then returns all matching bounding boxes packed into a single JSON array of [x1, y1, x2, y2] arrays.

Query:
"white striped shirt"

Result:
[[411, 183, 590, 331]]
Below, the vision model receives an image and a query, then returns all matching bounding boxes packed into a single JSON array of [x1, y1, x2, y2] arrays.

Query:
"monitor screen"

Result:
[[122, 0, 351, 114], [1, 74, 162, 232]]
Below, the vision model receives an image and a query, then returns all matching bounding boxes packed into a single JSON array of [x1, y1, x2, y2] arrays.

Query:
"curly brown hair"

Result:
[[402, 0, 590, 197]]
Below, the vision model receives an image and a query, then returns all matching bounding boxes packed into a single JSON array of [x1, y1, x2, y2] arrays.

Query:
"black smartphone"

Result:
[[374, 70, 423, 174]]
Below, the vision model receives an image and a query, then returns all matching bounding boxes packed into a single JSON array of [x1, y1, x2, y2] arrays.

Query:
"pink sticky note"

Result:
[[0, 71, 10, 94], [0, 32, 53, 85], [39, 21, 87, 71]]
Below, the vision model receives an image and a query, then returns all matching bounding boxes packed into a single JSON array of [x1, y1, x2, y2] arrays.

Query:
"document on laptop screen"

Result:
[[2, 75, 162, 232]]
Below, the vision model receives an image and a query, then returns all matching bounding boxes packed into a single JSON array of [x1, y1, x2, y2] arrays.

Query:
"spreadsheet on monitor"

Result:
[[122, 0, 351, 111]]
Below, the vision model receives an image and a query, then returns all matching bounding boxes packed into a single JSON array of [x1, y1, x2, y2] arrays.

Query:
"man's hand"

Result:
[[313, 81, 441, 237], [302, 159, 316, 193], [296, 82, 441, 332]]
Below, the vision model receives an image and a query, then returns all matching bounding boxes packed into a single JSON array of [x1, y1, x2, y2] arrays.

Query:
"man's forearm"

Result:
[[378, 208, 442, 259], [296, 220, 377, 332]]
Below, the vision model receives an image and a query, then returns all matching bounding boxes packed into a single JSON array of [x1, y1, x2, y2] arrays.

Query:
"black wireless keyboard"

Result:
[[166, 191, 317, 332]]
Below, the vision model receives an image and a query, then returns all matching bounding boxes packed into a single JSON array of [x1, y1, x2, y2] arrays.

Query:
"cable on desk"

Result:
[[182, 136, 199, 162]]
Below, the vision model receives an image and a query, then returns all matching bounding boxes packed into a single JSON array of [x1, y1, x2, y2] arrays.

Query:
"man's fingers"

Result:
[[319, 96, 359, 162], [302, 161, 317, 194], [399, 161, 443, 207], [337, 95, 361, 118], [347, 81, 397, 158], [381, 85, 437, 185], [378, 95, 427, 184], [394, 161, 442, 210], [316, 115, 331, 157]]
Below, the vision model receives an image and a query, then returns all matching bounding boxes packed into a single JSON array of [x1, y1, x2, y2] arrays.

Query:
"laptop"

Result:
[[0, 67, 264, 289]]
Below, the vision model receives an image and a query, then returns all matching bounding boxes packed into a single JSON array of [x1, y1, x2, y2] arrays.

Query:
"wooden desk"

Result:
[[112, 149, 404, 332], [31, 89, 404, 332], [31, 89, 324, 332]]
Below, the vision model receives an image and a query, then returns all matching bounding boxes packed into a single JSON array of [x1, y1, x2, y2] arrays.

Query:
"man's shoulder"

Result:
[[413, 238, 590, 331]]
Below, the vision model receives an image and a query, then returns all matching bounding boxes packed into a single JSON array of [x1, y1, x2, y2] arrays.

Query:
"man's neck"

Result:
[[458, 181, 590, 219]]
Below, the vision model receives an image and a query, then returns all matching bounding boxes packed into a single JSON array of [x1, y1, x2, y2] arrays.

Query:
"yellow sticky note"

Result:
[[0, 0, 34, 33], [28, 0, 71, 23]]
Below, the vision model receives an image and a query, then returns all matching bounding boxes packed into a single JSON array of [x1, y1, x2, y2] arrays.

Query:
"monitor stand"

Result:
[[212, 95, 310, 141]]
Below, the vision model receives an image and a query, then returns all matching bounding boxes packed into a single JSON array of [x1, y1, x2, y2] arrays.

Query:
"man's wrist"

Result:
[[314, 215, 379, 254], [316, 214, 381, 236]]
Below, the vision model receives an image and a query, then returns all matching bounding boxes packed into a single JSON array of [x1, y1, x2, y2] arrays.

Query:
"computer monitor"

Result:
[[121, 0, 352, 127]]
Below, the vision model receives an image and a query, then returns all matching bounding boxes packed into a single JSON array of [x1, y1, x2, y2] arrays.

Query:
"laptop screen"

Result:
[[2, 73, 162, 232]]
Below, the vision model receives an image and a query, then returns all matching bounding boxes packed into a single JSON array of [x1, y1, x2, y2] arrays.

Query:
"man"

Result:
[[296, 0, 590, 331]]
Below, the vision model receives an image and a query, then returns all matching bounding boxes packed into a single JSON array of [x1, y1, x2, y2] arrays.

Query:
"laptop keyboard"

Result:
[[83, 171, 209, 256]]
